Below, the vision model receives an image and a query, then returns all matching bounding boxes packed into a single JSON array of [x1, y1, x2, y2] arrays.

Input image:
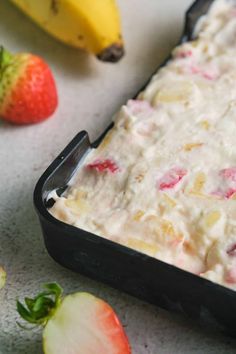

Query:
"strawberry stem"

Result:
[[0, 46, 13, 73], [16, 283, 63, 328]]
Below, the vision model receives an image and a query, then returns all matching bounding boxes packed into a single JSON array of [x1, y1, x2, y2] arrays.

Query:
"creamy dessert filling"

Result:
[[50, 0, 236, 290]]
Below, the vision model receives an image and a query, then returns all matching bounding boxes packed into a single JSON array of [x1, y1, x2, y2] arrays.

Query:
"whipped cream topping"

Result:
[[50, 0, 236, 290]]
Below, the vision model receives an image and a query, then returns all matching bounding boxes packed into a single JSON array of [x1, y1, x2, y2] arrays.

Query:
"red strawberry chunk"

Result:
[[211, 167, 236, 199], [220, 167, 236, 182], [225, 188, 236, 199], [189, 65, 217, 80], [202, 72, 216, 80], [227, 244, 236, 256], [189, 65, 202, 75], [157, 168, 187, 191], [87, 159, 119, 173], [211, 188, 236, 199], [176, 50, 193, 59]]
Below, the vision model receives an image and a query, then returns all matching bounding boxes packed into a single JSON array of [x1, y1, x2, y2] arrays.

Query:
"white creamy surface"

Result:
[[51, 0, 236, 291]]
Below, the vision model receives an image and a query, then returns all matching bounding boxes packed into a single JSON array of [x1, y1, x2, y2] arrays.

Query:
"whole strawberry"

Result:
[[0, 46, 58, 124]]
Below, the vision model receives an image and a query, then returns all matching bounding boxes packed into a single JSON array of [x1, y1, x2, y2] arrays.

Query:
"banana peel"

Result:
[[10, 0, 124, 62]]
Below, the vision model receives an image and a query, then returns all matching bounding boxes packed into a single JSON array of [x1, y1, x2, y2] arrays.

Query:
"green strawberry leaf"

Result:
[[17, 300, 37, 324], [24, 297, 35, 311], [16, 283, 63, 328], [44, 283, 62, 302], [32, 296, 55, 313]]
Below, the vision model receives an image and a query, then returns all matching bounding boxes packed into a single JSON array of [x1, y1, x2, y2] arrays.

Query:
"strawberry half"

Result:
[[0, 46, 58, 124], [17, 283, 131, 354]]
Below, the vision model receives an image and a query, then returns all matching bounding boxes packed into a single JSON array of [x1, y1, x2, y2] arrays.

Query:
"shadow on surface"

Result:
[[0, 332, 43, 354]]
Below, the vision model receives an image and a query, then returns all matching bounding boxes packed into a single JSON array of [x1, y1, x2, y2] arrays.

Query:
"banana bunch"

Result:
[[10, 0, 124, 62]]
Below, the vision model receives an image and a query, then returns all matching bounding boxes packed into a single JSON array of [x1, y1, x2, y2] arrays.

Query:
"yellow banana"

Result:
[[10, 0, 124, 62]]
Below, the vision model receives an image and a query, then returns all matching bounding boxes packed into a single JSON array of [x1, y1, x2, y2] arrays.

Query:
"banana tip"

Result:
[[97, 44, 124, 63]]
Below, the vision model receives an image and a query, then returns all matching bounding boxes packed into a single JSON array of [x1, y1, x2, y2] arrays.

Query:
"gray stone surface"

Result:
[[0, 0, 236, 353]]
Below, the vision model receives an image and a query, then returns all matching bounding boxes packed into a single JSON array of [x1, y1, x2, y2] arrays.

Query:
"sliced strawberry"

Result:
[[157, 168, 187, 191], [43, 293, 130, 354], [17, 283, 131, 354], [87, 159, 119, 173]]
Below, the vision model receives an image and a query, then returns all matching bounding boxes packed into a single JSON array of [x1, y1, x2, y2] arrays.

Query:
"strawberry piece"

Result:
[[211, 188, 236, 199], [43, 293, 130, 354], [225, 188, 236, 199], [211, 168, 236, 199], [227, 244, 236, 256], [127, 99, 153, 116], [220, 167, 236, 182], [176, 50, 193, 59], [157, 168, 187, 191], [189, 65, 202, 75], [225, 268, 236, 284], [0, 46, 58, 124], [87, 159, 119, 173], [17, 283, 131, 354], [202, 72, 215, 80], [189, 65, 217, 80]]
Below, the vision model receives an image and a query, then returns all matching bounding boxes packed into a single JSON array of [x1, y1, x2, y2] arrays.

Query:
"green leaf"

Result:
[[44, 283, 62, 298], [44, 283, 63, 306], [16, 301, 38, 325], [25, 297, 35, 312], [16, 282, 63, 329], [33, 296, 55, 313], [31, 297, 55, 322]]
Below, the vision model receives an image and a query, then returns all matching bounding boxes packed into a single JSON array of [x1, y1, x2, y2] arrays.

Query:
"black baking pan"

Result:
[[34, 0, 236, 337]]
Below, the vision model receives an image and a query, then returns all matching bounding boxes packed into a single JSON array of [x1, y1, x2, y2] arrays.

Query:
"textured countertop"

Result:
[[0, 0, 236, 353]]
